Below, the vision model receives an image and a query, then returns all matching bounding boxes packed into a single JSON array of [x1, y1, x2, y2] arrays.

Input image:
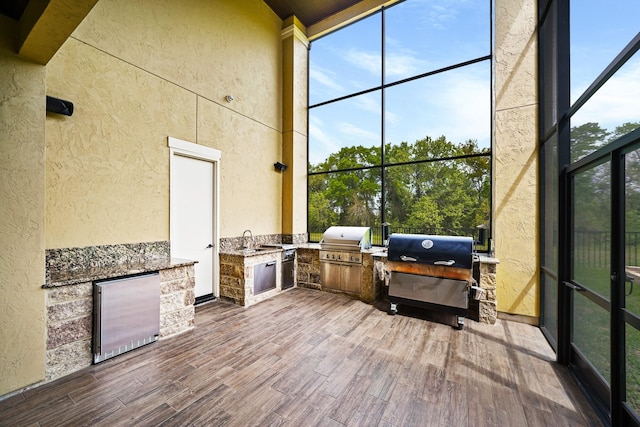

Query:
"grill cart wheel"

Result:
[[388, 302, 398, 315], [456, 316, 465, 330]]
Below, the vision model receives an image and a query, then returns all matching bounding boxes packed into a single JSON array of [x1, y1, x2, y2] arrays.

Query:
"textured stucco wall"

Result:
[[493, 0, 539, 317], [0, 15, 47, 396], [46, 37, 196, 248], [45, 0, 283, 248]]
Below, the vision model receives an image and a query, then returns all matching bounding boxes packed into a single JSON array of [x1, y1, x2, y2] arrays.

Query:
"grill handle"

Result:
[[434, 260, 456, 266], [399, 255, 417, 262]]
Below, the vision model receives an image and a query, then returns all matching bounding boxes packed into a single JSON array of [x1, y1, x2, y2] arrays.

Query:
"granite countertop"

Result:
[[44, 257, 197, 288], [294, 243, 321, 249]]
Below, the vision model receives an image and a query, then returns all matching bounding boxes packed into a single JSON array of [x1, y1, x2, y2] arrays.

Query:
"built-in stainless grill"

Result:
[[320, 226, 371, 294], [387, 233, 474, 329]]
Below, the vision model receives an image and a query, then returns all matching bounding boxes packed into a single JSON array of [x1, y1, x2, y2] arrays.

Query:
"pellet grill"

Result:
[[387, 233, 475, 329]]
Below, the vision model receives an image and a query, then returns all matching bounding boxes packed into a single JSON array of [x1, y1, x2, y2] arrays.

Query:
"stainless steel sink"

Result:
[[241, 247, 277, 255]]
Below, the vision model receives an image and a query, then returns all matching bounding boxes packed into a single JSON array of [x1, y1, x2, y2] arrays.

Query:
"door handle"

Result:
[[206, 243, 213, 249], [563, 281, 584, 291], [266, 261, 276, 267]]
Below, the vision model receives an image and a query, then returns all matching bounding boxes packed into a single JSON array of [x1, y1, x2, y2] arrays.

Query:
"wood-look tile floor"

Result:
[[0, 288, 602, 426]]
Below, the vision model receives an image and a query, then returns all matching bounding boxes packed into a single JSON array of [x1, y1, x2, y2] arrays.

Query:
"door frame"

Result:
[[168, 136, 221, 299], [563, 128, 640, 425]]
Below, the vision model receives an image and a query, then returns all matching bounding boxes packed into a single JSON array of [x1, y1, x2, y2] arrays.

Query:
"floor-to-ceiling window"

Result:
[[539, 1, 640, 424], [308, 0, 492, 247]]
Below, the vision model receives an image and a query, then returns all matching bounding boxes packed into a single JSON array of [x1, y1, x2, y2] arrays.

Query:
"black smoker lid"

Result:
[[387, 233, 473, 269]]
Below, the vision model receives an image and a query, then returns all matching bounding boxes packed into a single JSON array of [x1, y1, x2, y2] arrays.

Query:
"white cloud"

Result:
[[309, 66, 343, 93], [386, 52, 428, 78], [384, 66, 491, 148], [343, 49, 380, 76], [350, 96, 380, 114], [429, 5, 455, 30], [404, 0, 475, 31], [308, 115, 340, 164], [571, 57, 640, 132], [436, 74, 491, 147], [385, 110, 400, 126], [337, 122, 379, 142]]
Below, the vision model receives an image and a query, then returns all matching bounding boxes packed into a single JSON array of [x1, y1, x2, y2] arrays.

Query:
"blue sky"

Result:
[[308, 0, 640, 165], [309, 0, 491, 166], [570, 1, 640, 134]]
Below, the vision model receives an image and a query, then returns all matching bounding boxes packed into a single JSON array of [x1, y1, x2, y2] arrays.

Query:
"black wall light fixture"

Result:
[[46, 95, 74, 116], [274, 162, 287, 172]]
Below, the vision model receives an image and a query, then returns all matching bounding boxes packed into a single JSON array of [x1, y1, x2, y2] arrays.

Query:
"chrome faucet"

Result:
[[242, 229, 253, 249]]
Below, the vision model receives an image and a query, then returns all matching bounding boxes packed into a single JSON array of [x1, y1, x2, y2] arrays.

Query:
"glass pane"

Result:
[[573, 162, 611, 299], [384, 0, 490, 84], [573, 292, 611, 384], [309, 92, 382, 171], [542, 134, 559, 273], [570, 52, 640, 163], [309, 13, 381, 105], [541, 134, 559, 346], [308, 169, 382, 237], [627, 147, 640, 306], [627, 324, 640, 415], [570, 0, 640, 104], [384, 61, 491, 154], [626, 147, 640, 414], [542, 273, 558, 347], [383, 157, 490, 244]]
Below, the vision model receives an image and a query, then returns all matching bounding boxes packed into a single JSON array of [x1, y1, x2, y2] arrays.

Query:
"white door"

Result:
[[169, 137, 221, 302]]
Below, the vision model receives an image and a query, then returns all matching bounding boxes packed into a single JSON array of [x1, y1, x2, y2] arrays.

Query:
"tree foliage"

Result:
[[308, 135, 491, 237], [570, 122, 640, 240], [308, 121, 640, 243]]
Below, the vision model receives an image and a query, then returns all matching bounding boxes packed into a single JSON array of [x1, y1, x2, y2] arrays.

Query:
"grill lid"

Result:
[[320, 226, 372, 250], [387, 233, 473, 269]]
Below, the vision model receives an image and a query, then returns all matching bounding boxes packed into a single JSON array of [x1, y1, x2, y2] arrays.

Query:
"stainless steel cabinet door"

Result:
[[321, 262, 341, 290], [341, 264, 362, 294]]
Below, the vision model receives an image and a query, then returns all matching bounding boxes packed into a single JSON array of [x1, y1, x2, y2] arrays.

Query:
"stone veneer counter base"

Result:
[[43, 242, 197, 384]]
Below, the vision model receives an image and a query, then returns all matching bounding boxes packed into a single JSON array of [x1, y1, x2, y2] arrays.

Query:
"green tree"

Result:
[[571, 122, 610, 163], [308, 135, 491, 238], [617, 123, 640, 239]]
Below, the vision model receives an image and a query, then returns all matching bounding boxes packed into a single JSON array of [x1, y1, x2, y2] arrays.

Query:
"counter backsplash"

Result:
[[219, 233, 308, 252]]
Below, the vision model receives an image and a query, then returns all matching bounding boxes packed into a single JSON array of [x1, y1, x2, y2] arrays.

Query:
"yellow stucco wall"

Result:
[[45, 0, 283, 248], [2, 0, 285, 397], [493, 0, 539, 318], [46, 37, 196, 247], [0, 15, 47, 396]]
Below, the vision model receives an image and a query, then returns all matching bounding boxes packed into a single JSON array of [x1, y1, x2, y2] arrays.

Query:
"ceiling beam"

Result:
[[307, 0, 401, 40], [18, 0, 97, 64]]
